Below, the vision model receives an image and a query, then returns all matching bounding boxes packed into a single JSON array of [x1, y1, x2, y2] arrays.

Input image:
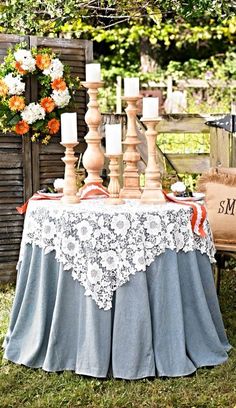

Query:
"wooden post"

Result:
[[210, 127, 231, 167], [167, 76, 173, 99], [116, 76, 122, 114], [231, 134, 236, 167]]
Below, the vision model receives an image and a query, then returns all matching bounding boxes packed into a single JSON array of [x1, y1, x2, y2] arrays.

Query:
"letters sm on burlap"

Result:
[[197, 168, 236, 245]]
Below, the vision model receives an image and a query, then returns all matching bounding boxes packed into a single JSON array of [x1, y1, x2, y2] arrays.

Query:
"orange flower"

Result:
[[36, 54, 51, 70], [47, 118, 60, 134], [40, 97, 55, 113], [15, 61, 27, 75], [15, 120, 29, 135], [0, 79, 8, 97], [9, 96, 25, 111], [51, 78, 67, 91]]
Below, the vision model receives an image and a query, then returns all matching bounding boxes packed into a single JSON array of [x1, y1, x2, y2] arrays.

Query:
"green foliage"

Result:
[[0, 0, 235, 35], [0, 2, 235, 113]]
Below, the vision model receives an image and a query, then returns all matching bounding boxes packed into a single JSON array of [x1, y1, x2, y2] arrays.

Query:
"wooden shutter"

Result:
[[30, 36, 92, 192], [0, 34, 92, 282], [0, 35, 32, 281]]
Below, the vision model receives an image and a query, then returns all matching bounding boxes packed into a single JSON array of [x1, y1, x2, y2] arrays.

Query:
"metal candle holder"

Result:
[[60, 142, 80, 204], [120, 96, 142, 199], [140, 118, 166, 204]]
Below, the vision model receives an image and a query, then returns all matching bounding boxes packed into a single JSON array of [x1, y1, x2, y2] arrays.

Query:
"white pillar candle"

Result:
[[105, 124, 122, 155], [85, 63, 101, 82], [61, 112, 78, 143], [124, 77, 139, 97], [142, 97, 159, 119]]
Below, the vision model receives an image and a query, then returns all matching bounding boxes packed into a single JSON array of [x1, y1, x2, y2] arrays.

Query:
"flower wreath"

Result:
[[0, 43, 79, 144]]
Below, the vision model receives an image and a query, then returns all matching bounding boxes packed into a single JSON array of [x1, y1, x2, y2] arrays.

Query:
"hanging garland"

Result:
[[0, 42, 80, 144]]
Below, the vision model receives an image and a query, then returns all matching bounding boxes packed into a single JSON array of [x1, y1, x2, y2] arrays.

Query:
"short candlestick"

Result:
[[120, 96, 142, 199], [60, 142, 80, 204], [140, 118, 166, 204], [106, 154, 124, 205], [81, 81, 104, 185]]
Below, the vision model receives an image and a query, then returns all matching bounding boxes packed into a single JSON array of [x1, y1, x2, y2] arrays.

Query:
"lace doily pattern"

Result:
[[19, 200, 216, 310]]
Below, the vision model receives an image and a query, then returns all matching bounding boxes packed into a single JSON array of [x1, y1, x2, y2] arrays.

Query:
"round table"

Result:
[[3, 199, 231, 379]]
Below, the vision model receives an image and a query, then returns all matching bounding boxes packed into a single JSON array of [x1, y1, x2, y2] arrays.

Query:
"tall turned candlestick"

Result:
[[60, 142, 80, 204], [120, 96, 142, 199], [81, 81, 104, 185], [140, 118, 166, 204], [106, 154, 124, 205]]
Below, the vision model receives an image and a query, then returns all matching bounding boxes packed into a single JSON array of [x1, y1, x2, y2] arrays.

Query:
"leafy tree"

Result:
[[0, 0, 235, 34], [0, 0, 235, 111]]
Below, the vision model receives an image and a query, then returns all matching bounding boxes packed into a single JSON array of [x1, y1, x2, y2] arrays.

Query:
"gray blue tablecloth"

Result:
[[3, 244, 230, 379]]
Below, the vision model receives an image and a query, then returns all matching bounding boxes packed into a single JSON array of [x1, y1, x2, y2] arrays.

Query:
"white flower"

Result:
[[101, 250, 119, 271], [43, 58, 64, 80], [175, 231, 185, 248], [26, 218, 38, 235], [166, 223, 174, 235], [76, 220, 93, 241], [111, 214, 130, 235], [144, 215, 161, 235], [4, 73, 25, 95], [63, 236, 77, 255], [87, 262, 102, 284], [51, 89, 71, 108], [42, 221, 56, 240], [171, 182, 186, 193], [21, 103, 45, 124], [53, 178, 64, 192], [133, 251, 146, 271], [14, 49, 36, 72], [97, 216, 104, 228]]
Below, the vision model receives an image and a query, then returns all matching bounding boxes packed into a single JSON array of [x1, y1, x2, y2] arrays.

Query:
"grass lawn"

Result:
[[0, 270, 235, 408]]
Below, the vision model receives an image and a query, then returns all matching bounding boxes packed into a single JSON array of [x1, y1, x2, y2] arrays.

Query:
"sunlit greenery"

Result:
[[1, 2, 235, 112]]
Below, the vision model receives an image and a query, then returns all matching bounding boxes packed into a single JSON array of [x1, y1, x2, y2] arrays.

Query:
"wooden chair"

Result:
[[197, 167, 236, 293], [213, 243, 236, 294]]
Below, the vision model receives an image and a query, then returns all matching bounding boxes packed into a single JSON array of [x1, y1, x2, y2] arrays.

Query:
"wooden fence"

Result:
[[0, 34, 92, 282], [101, 113, 235, 174]]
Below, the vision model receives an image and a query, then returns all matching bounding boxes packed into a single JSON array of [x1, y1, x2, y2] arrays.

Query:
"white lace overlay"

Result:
[[19, 200, 216, 310]]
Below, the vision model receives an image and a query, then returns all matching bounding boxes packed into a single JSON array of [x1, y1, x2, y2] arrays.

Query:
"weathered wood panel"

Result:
[[0, 34, 92, 282], [210, 128, 231, 167], [231, 134, 236, 167], [0, 133, 24, 281], [102, 113, 234, 174], [0, 35, 30, 282], [167, 153, 210, 174], [0, 263, 18, 282], [157, 114, 210, 133]]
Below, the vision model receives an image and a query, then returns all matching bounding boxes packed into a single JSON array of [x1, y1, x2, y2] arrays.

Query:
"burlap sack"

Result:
[[197, 168, 236, 244]]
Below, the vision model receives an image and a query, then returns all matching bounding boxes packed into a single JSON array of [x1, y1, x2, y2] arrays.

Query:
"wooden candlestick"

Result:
[[81, 81, 104, 185], [60, 142, 80, 204], [120, 96, 142, 199], [140, 118, 166, 204], [106, 154, 124, 205]]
